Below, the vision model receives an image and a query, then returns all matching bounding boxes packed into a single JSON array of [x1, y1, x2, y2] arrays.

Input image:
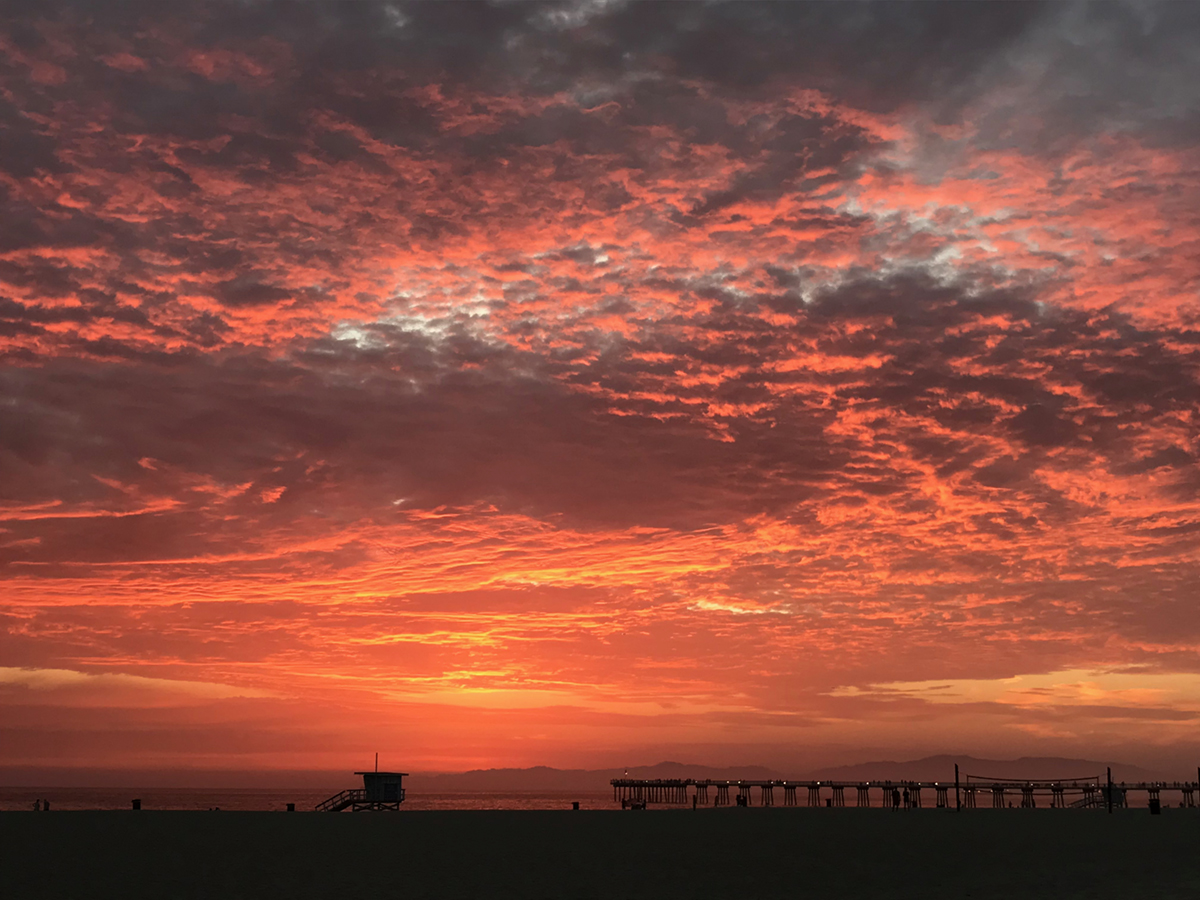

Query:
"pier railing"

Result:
[[610, 776, 1199, 810]]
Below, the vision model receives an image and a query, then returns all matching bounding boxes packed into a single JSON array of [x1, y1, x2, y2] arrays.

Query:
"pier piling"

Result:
[[608, 770, 1200, 811]]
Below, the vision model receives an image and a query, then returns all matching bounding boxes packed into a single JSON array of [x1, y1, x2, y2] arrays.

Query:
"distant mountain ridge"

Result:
[[405, 761, 780, 792], [404, 755, 1165, 792], [0, 755, 1169, 791], [810, 755, 1162, 783]]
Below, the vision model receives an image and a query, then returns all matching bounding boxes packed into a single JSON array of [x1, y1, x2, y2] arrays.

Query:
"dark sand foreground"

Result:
[[5, 808, 1199, 899]]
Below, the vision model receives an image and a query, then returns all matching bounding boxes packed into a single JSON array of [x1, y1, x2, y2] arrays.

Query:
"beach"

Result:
[[5, 807, 1200, 899]]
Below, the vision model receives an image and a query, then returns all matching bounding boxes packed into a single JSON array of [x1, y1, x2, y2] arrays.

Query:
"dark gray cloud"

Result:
[[2, 268, 1197, 572], [4, 2, 1194, 151]]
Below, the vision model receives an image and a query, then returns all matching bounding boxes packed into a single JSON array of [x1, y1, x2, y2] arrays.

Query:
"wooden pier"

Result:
[[611, 772, 1200, 810]]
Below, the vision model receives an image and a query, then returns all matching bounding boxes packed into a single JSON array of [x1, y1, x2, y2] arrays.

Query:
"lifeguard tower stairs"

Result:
[[316, 771, 408, 812]]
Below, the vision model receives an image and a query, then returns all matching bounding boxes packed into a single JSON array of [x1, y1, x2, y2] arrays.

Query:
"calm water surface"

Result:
[[0, 787, 617, 812]]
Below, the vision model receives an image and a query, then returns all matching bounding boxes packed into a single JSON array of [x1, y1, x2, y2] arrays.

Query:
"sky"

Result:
[[2, 1, 1200, 778]]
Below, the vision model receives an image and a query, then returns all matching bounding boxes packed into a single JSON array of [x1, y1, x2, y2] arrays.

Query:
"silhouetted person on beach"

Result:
[[892, 789, 901, 808]]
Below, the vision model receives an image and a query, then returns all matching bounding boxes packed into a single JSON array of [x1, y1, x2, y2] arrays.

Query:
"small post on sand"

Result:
[[375, 752, 378, 773], [955, 764, 961, 812], [1107, 767, 1113, 814]]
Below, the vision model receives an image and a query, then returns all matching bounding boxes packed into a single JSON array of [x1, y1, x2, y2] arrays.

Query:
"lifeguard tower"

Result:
[[316, 769, 408, 812]]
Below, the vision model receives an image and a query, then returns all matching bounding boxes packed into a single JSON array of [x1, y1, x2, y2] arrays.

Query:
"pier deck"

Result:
[[612, 776, 1199, 809]]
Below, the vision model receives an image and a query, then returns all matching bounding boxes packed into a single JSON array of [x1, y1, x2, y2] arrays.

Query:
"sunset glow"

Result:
[[3, 2, 1200, 775]]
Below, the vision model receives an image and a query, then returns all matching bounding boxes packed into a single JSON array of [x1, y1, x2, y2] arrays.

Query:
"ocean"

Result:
[[0, 787, 617, 812]]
